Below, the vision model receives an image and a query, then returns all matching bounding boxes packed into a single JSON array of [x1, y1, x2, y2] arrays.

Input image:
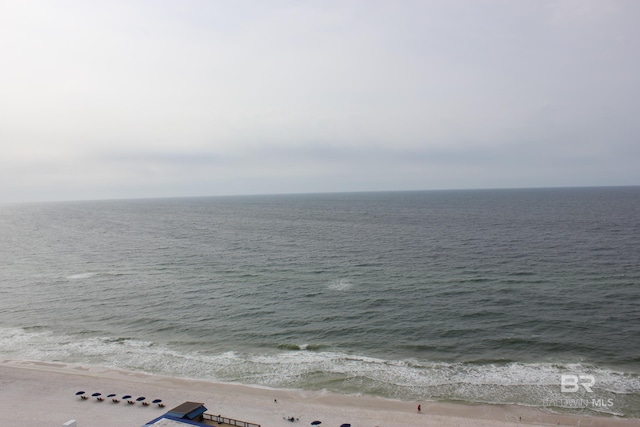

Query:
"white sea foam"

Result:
[[1, 326, 639, 417], [66, 272, 96, 280], [328, 279, 353, 291]]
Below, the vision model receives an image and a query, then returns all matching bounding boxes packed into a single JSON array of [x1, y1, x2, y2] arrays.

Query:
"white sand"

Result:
[[0, 359, 638, 427]]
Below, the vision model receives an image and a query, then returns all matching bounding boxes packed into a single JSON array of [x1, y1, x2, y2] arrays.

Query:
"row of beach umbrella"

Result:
[[77, 392, 348, 426], [75, 391, 163, 407]]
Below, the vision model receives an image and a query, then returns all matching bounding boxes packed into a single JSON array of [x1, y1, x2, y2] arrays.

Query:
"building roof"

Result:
[[144, 401, 211, 426], [165, 401, 207, 420], [144, 417, 207, 427]]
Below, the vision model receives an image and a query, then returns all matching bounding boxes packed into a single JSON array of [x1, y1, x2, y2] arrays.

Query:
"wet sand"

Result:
[[0, 359, 638, 427]]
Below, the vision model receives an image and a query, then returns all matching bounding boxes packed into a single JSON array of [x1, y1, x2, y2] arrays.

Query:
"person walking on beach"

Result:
[[418, 404, 421, 413]]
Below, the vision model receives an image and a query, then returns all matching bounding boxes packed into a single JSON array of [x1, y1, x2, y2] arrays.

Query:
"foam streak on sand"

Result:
[[0, 360, 638, 427]]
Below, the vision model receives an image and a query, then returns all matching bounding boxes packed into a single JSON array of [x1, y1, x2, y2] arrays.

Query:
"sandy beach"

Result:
[[0, 359, 638, 427]]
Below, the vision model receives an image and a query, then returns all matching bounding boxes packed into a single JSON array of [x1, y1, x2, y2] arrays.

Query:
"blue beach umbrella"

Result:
[[136, 397, 146, 402], [122, 395, 132, 400], [152, 399, 162, 404], [91, 393, 101, 397], [311, 421, 321, 425], [340, 424, 351, 427], [75, 391, 85, 396], [107, 394, 116, 398]]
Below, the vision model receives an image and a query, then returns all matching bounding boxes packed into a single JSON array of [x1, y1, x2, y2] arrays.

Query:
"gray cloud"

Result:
[[1, 0, 639, 202]]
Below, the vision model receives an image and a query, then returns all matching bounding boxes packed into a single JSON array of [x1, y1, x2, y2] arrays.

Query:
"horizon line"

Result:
[[3, 184, 639, 206]]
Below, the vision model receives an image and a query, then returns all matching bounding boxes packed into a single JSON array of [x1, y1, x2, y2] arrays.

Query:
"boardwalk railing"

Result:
[[203, 412, 260, 427]]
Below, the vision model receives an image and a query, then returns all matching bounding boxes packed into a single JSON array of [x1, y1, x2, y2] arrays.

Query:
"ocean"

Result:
[[1, 187, 639, 417]]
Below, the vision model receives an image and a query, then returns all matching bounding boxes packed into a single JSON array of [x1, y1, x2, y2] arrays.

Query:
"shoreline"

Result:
[[1, 359, 639, 427]]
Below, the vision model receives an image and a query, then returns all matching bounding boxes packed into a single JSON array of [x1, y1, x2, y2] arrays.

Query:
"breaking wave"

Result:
[[2, 327, 639, 417]]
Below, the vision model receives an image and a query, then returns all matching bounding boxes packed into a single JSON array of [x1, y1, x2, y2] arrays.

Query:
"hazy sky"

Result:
[[1, 0, 639, 202]]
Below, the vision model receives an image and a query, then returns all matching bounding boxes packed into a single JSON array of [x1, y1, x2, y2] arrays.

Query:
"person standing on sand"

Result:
[[418, 404, 421, 412]]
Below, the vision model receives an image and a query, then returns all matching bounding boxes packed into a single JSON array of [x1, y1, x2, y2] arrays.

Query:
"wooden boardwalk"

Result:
[[201, 413, 260, 427]]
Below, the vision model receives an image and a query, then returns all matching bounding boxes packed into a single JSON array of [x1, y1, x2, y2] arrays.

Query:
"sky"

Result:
[[1, 0, 639, 202]]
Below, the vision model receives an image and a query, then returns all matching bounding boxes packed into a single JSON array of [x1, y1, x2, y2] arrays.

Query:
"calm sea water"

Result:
[[1, 187, 639, 417]]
